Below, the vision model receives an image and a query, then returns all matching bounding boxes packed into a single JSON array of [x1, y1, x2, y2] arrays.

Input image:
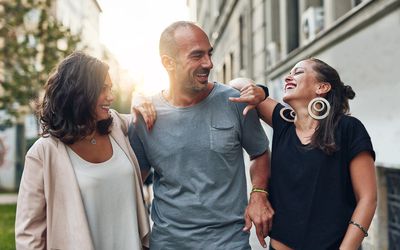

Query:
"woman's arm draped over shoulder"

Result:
[[256, 98, 279, 127], [131, 93, 156, 131], [227, 79, 278, 126]]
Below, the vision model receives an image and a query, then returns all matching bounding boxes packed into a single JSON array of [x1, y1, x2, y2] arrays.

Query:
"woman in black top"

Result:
[[229, 58, 377, 249]]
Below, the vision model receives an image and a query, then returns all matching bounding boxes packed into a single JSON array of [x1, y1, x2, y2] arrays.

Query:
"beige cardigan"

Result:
[[15, 110, 150, 250]]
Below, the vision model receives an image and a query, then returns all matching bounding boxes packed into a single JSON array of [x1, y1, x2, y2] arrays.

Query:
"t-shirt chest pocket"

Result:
[[210, 122, 237, 153]]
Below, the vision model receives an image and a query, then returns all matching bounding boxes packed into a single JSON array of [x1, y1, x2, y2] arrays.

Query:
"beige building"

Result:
[[53, 0, 103, 57], [188, 0, 400, 249]]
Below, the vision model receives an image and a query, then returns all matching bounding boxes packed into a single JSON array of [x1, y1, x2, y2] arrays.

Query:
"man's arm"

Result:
[[232, 87, 273, 248], [243, 151, 274, 248], [128, 122, 152, 183]]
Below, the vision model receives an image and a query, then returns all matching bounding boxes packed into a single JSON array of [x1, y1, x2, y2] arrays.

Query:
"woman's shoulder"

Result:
[[26, 136, 60, 157], [338, 115, 366, 130], [337, 115, 375, 160], [337, 115, 372, 142], [31, 136, 58, 147]]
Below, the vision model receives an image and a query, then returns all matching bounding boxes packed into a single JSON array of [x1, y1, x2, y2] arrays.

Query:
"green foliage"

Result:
[[0, 204, 16, 250], [0, 0, 80, 128]]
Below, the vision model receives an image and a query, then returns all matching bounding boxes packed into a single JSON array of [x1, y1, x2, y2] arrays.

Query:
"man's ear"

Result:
[[161, 55, 175, 71], [317, 82, 331, 95]]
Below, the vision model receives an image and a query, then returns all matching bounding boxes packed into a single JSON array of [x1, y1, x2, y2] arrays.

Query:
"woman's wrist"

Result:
[[349, 220, 368, 237], [256, 84, 269, 100]]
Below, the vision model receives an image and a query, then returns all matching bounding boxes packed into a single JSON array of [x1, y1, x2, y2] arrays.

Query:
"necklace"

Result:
[[90, 137, 96, 145]]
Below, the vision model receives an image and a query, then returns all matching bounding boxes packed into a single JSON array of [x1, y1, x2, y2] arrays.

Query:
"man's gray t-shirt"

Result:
[[129, 82, 269, 250]]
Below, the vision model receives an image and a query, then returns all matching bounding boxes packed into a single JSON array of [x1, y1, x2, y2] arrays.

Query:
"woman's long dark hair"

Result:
[[38, 51, 112, 144], [308, 58, 356, 154]]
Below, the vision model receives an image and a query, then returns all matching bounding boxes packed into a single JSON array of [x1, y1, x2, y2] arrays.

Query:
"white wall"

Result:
[[316, 9, 400, 168], [270, 8, 400, 168]]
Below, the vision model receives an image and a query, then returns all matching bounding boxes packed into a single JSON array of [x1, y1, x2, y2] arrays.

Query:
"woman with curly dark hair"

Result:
[[229, 58, 377, 249], [15, 51, 150, 250]]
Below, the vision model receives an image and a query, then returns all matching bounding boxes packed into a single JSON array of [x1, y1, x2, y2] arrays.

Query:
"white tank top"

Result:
[[67, 136, 141, 250]]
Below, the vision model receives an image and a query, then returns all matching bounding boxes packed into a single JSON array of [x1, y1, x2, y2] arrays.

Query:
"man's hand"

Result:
[[131, 93, 157, 131], [243, 192, 274, 248], [229, 84, 266, 115]]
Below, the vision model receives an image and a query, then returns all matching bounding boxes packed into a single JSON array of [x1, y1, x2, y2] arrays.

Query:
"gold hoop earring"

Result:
[[308, 97, 330, 120], [280, 108, 295, 122]]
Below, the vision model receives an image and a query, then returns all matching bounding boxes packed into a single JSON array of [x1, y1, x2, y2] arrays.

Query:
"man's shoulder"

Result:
[[150, 92, 162, 101], [213, 82, 239, 95], [211, 82, 240, 103]]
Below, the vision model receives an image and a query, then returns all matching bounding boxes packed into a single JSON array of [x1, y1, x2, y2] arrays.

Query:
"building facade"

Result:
[[53, 0, 103, 57], [188, 0, 400, 249]]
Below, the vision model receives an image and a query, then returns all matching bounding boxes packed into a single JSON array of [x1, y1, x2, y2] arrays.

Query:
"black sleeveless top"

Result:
[[269, 103, 375, 249]]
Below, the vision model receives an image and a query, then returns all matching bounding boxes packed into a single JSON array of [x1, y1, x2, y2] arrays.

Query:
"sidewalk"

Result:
[[0, 193, 18, 204]]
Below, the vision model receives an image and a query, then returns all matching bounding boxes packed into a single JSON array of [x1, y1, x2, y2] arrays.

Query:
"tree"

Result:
[[0, 0, 81, 129]]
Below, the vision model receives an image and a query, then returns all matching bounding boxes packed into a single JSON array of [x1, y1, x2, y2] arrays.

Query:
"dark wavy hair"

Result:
[[38, 51, 113, 144], [308, 58, 356, 154]]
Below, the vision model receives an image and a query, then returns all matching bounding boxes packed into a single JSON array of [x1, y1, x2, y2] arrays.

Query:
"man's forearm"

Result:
[[250, 150, 270, 189]]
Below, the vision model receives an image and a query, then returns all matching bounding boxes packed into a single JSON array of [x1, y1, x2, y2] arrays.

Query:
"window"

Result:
[[239, 15, 245, 70], [387, 169, 400, 249], [222, 63, 227, 83], [230, 52, 234, 79], [352, 0, 364, 7]]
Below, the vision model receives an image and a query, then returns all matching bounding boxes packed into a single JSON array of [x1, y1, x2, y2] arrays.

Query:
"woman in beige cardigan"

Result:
[[15, 52, 150, 250]]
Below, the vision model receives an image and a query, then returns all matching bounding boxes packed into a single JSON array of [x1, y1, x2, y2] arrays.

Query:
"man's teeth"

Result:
[[286, 85, 296, 90]]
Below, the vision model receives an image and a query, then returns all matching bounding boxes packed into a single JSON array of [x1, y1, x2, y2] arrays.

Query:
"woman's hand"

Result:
[[131, 93, 157, 131], [228, 83, 266, 115]]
